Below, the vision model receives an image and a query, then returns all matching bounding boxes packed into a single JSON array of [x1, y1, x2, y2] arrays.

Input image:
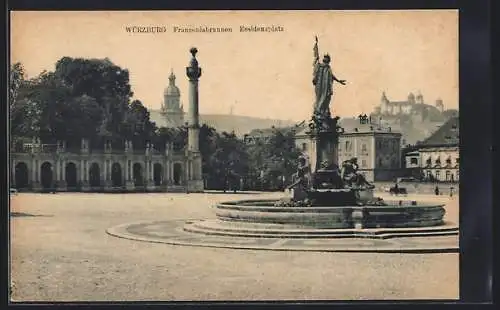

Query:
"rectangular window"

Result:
[[361, 159, 367, 167], [410, 158, 418, 165], [361, 144, 367, 153], [344, 141, 353, 152], [435, 170, 441, 180], [445, 170, 451, 181], [302, 143, 307, 151]]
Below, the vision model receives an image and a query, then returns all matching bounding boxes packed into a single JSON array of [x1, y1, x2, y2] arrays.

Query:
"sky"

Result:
[[11, 10, 458, 122]]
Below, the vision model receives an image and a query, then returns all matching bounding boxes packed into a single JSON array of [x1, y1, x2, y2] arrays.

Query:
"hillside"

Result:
[[149, 109, 455, 144], [149, 110, 297, 136]]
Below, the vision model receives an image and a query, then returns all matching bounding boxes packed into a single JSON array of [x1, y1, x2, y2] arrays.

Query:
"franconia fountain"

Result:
[[181, 37, 457, 241], [108, 41, 458, 252]]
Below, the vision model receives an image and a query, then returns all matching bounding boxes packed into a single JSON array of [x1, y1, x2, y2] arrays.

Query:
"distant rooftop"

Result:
[[418, 116, 459, 147], [292, 117, 400, 137], [338, 117, 400, 134]]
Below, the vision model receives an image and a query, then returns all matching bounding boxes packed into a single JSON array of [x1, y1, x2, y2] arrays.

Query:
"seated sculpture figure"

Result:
[[341, 157, 375, 189], [288, 155, 311, 189]]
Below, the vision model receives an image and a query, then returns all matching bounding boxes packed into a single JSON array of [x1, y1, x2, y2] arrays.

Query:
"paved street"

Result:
[[10, 192, 458, 301]]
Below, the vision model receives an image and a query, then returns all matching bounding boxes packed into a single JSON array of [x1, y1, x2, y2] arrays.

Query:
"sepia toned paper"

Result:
[[10, 10, 459, 302]]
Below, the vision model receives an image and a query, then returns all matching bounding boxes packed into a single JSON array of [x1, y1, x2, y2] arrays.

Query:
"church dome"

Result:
[[165, 85, 180, 96], [164, 70, 180, 96]]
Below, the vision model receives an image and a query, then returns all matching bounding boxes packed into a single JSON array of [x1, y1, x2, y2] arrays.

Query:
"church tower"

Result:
[[416, 91, 424, 105], [161, 70, 185, 127], [435, 98, 444, 112], [380, 91, 389, 114]]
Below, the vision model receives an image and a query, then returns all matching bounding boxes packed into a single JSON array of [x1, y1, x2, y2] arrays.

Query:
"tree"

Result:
[[14, 71, 72, 143], [9, 62, 25, 112], [199, 124, 219, 177], [55, 57, 133, 102], [206, 131, 249, 190], [246, 128, 301, 190], [62, 95, 104, 144], [122, 100, 157, 148], [11, 57, 160, 149], [9, 63, 41, 141]]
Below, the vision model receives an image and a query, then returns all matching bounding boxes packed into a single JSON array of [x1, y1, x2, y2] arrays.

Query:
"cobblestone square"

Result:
[[10, 192, 458, 301]]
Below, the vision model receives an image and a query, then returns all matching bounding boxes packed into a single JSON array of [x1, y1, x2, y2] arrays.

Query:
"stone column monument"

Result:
[[185, 47, 204, 192]]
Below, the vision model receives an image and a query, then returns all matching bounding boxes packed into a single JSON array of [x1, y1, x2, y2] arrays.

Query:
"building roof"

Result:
[[405, 151, 419, 156], [418, 116, 459, 147], [339, 117, 400, 134], [294, 117, 401, 137]]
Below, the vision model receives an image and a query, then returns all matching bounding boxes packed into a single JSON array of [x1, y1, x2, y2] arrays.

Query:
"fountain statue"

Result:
[[281, 36, 377, 208]]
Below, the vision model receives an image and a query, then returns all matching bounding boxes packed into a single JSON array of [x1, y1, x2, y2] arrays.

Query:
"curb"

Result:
[[106, 220, 459, 254]]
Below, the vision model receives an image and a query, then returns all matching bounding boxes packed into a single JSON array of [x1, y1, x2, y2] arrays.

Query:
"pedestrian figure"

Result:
[[435, 185, 440, 196], [450, 186, 454, 197]]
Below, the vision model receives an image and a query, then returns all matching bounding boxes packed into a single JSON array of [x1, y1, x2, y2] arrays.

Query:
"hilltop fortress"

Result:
[[372, 91, 457, 123]]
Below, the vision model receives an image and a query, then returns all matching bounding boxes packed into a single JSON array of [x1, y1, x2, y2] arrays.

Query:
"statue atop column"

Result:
[[311, 36, 346, 131]]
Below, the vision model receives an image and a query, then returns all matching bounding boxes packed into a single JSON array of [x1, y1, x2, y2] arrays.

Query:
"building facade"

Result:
[[295, 119, 402, 182], [10, 138, 201, 192], [404, 116, 459, 182], [11, 50, 205, 193]]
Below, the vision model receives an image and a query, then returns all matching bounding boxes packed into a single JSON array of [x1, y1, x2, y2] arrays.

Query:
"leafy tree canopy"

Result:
[[10, 58, 157, 149]]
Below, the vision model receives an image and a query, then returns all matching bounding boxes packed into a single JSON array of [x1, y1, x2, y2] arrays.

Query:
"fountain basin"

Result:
[[180, 196, 458, 240], [213, 199, 446, 229]]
